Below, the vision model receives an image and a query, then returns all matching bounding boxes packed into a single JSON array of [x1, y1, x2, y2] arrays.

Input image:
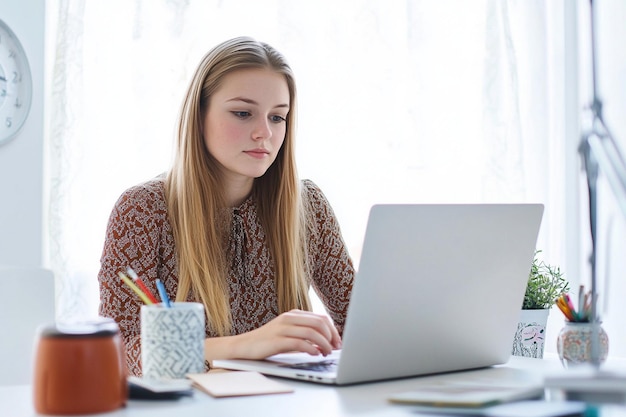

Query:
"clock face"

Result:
[[0, 19, 33, 146]]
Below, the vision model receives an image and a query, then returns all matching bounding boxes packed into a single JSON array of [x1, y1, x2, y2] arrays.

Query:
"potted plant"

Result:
[[512, 250, 569, 359], [522, 251, 569, 310]]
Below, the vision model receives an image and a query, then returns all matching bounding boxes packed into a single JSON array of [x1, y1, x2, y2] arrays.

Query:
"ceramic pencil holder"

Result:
[[141, 302, 205, 379], [556, 321, 609, 368]]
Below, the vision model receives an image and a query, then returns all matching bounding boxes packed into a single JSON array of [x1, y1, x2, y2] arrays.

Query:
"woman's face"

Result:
[[203, 68, 290, 187]]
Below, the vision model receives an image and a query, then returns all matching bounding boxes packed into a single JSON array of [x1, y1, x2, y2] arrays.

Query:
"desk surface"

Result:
[[4, 356, 626, 417]]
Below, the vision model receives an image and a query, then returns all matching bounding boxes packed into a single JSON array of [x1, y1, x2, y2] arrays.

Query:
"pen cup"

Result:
[[556, 321, 609, 368], [141, 302, 205, 379]]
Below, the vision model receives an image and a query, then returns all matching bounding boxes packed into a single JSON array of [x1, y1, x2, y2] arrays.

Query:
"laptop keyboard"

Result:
[[279, 359, 338, 373]]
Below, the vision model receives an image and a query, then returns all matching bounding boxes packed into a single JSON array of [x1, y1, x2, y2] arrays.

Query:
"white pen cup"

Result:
[[141, 302, 205, 379]]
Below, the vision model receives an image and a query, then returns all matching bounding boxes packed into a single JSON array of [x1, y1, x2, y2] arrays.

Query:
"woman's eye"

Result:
[[271, 115, 286, 123], [232, 111, 251, 119]]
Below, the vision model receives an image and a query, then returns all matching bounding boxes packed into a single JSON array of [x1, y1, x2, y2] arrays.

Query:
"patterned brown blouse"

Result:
[[98, 177, 355, 376]]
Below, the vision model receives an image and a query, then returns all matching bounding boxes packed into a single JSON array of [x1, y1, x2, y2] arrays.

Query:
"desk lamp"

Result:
[[545, 0, 626, 403], [578, 0, 626, 367]]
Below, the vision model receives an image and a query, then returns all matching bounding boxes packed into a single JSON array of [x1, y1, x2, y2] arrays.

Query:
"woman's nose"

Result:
[[252, 118, 272, 141]]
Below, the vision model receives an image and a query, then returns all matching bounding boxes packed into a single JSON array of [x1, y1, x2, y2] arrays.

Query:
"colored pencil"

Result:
[[126, 267, 159, 304], [155, 279, 172, 308], [119, 272, 154, 305]]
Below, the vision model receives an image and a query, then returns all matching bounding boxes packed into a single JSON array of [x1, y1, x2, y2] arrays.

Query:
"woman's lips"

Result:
[[244, 149, 270, 159]]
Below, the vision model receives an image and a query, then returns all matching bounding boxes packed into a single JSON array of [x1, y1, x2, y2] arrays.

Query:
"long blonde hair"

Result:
[[165, 37, 311, 336]]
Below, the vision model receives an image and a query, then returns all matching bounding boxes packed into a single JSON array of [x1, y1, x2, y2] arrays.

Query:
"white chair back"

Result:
[[0, 266, 55, 386]]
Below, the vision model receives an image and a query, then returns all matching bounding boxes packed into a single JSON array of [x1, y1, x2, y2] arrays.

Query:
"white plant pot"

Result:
[[511, 309, 550, 359]]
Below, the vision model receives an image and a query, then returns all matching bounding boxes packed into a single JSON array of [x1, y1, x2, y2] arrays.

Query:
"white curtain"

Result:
[[48, 0, 570, 338]]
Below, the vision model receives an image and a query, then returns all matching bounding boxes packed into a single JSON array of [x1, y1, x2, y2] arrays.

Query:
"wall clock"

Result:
[[0, 19, 32, 146]]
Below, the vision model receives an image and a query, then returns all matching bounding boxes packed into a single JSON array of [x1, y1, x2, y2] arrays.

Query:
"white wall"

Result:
[[0, 0, 45, 267]]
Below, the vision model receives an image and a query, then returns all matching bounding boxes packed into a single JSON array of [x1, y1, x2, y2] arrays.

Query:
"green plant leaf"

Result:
[[522, 250, 570, 309]]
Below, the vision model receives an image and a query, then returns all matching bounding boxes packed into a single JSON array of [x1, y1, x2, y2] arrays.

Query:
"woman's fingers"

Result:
[[271, 335, 327, 356], [245, 310, 340, 358], [278, 322, 334, 355], [281, 310, 341, 353], [229, 309, 343, 360]]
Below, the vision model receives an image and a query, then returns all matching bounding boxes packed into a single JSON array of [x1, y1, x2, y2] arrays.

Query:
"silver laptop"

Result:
[[213, 204, 544, 385]]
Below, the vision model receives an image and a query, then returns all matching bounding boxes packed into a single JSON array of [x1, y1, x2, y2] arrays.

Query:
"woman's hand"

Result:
[[205, 309, 342, 362], [242, 309, 342, 359]]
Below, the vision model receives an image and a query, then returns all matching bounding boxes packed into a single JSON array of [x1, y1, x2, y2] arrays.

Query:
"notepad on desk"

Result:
[[388, 382, 543, 408], [187, 370, 294, 397]]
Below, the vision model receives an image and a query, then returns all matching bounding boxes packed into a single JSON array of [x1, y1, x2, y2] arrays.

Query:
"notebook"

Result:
[[213, 204, 544, 385]]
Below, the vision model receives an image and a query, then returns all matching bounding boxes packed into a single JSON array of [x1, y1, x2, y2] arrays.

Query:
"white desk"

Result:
[[4, 356, 626, 417]]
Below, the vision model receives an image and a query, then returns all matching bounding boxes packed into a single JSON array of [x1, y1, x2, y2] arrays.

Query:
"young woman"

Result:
[[98, 37, 355, 376]]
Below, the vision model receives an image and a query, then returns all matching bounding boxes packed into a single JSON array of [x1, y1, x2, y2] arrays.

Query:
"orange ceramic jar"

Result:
[[33, 319, 128, 415]]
